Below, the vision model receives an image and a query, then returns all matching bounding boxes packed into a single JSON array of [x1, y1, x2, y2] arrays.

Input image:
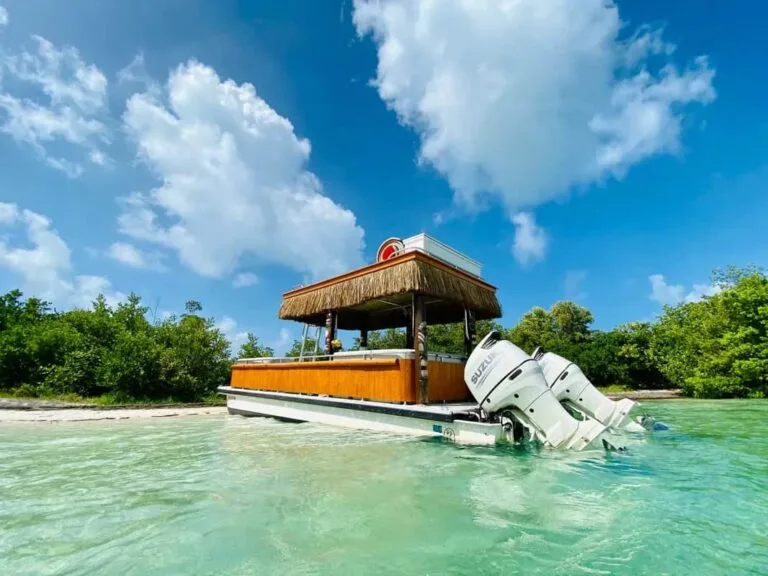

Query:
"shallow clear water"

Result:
[[1, 400, 766, 575]]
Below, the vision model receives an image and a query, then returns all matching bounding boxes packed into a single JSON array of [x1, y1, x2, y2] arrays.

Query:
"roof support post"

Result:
[[360, 327, 368, 349], [464, 308, 476, 357], [324, 311, 337, 356], [413, 293, 428, 403]]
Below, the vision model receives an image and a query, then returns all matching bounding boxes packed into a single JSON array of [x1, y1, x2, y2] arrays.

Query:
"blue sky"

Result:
[[0, 0, 766, 354]]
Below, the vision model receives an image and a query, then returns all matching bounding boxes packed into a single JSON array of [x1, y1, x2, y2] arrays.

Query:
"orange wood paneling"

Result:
[[427, 361, 473, 403], [230, 359, 418, 403], [230, 358, 471, 404]]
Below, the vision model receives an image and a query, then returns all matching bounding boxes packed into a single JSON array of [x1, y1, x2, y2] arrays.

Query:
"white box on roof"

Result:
[[402, 233, 481, 277]]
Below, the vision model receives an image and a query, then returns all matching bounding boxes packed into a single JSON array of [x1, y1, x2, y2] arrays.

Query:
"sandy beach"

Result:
[[0, 404, 228, 423]]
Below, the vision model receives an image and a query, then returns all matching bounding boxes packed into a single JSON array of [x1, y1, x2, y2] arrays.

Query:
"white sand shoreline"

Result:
[[0, 406, 228, 423]]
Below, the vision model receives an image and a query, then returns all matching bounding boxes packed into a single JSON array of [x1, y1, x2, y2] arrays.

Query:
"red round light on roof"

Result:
[[376, 237, 405, 262]]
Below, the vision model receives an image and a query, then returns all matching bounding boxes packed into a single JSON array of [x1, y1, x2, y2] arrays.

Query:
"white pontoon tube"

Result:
[[465, 331, 611, 451], [532, 347, 646, 433]]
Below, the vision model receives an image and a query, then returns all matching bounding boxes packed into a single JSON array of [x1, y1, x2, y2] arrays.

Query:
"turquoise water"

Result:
[[1, 401, 766, 575]]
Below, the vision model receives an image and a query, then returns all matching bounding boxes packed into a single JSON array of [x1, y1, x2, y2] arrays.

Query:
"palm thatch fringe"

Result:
[[279, 258, 501, 321]]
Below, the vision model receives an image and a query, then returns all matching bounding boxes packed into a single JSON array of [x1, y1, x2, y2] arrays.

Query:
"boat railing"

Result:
[[333, 349, 465, 363], [234, 349, 466, 365], [234, 354, 333, 365]]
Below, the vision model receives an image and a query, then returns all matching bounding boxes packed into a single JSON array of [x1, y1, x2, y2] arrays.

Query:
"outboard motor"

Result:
[[465, 331, 609, 451], [532, 347, 646, 433]]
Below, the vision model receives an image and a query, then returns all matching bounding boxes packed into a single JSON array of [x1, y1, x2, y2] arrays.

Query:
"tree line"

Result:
[[0, 265, 765, 402], [0, 294, 231, 403]]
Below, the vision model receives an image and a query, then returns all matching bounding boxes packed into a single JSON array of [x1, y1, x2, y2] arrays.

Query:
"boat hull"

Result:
[[219, 386, 505, 446]]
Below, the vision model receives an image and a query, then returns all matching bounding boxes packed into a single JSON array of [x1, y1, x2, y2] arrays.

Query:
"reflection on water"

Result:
[[1, 400, 767, 575]]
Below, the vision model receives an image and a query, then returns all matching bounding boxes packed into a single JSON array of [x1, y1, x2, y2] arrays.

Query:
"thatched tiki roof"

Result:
[[278, 251, 502, 331]]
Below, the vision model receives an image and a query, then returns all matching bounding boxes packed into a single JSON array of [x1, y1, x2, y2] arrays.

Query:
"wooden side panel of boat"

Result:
[[427, 361, 473, 403], [230, 359, 418, 403], [230, 357, 473, 404]]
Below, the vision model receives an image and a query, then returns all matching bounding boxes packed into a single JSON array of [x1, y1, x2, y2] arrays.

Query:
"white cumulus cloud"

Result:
[[119, 60, 365, 280], [686, 282, 721, 302], [0, 5, 8, 27], [216, 315, 250, 351], [216, 317, 291, 355], [106, 241, 165, 271], [648, 274, 720, 307], [0, 202, 125, 309], [353, 0, 715, 255], [0, 35, 109, 176], [511, 212, 547, 266]]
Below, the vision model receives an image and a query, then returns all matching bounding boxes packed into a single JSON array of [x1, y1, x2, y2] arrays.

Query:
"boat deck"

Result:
[[218, 386, 480, 422]]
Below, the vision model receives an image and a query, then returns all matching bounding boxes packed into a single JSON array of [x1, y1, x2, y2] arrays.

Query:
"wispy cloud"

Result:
[[0, 34, 110, 176], [273, 328, 291, 352], [233, 272, 259, 288], [564, 270, 588, 300], [511, 212, 547, 266]]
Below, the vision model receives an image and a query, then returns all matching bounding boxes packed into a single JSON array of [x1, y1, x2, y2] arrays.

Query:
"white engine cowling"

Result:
[[533, 348, 645, 433], [465, 331, 609, 450]]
